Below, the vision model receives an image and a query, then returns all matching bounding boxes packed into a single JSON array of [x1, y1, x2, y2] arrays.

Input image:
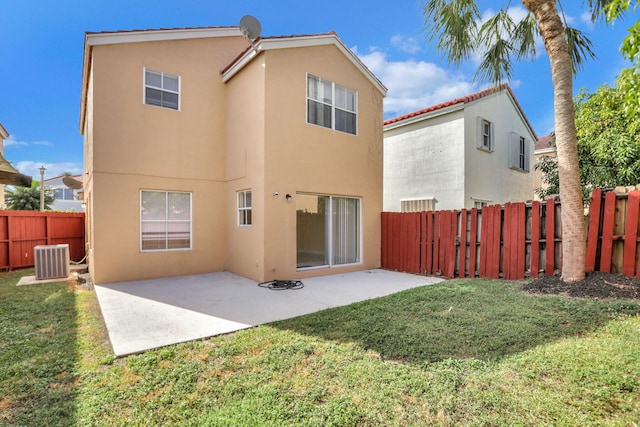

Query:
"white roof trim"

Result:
[[85, 27, 242, 46], [222, 34, 387, 96], [0, 123, 8, 140], [383, 104, 464, 131]]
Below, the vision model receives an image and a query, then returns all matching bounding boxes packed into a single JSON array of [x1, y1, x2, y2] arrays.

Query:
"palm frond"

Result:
[[512, 11, 539, 59], [423, 0, 480, 65], [565, 26, 596, 73], [474, 38, 514, 84]]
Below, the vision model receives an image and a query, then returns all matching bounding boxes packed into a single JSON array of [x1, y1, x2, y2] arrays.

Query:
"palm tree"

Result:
[[422, 0, 616, 282], [5, 181, 54, 211]]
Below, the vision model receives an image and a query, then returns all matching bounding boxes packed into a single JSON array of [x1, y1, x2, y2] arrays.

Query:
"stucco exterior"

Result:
[[383, 86, 536, 212], [80, 27, 386, 284]]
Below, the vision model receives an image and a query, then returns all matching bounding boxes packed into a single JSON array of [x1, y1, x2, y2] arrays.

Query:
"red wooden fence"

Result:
[[0, 210, 85, 270], [381, 188, 639, 279]]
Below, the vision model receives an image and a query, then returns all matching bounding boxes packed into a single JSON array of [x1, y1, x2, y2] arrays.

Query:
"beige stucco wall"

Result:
[[84, 35, 383, 284], [84, 35, 247, 284], [224, 44, 384, 282]]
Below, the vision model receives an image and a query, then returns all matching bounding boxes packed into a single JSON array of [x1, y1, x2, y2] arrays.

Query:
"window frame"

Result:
[[237, 189, 252, 227], [143, 68, 181, 111], [306, 74, 358, 135], [140, 190, 192, 252], [296, 193, 362, 270], [401, 198, 437, 212], [476, 117, 494, 152], [509, 132, 531, 172]]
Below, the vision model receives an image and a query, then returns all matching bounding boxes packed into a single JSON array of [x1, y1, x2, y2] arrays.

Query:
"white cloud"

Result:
[[4, 135, 53, 147], [390, 34, 421, 54], [12, 161, 82, 180], [4, 135, 28, 147], [580, 11, 595, 30], [357, 49, 475, 118]]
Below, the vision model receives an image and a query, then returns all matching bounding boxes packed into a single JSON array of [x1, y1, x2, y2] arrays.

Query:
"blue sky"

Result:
[[0, 0, 636, 180]]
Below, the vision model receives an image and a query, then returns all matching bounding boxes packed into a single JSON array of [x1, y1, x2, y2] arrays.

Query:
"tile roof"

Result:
[[84, 26, 236, 36], [384, 83, 537, 139], [535, 133, 555, 151]]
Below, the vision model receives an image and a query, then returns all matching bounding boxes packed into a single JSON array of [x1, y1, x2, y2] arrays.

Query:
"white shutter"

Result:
[[524, 138, 531, 172], [476, 117, 483, 149], [509, 132, 519, 169]]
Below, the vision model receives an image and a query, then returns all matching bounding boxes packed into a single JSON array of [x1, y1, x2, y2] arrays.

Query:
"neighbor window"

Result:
[[238, 189, 252, 226], [307, 74, 357, 135], [296, 194, 361, 269], [476, 117, 494, 151], [473, 200, 492, 209], [140, 190, 191, 251], [144, 68, 180, 110], [401, 198, 437, 212], [54, 188, 75, 201], [509, 132, 530, 172]]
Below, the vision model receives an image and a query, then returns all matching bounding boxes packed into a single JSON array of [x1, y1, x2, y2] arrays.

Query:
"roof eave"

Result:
[[383, 104, 465, 131], [222, 34, 388, 96]]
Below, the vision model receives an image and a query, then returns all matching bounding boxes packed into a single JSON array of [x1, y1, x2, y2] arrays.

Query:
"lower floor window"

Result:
[[296, 194, 361, 269], [140, 190, 191, 251]]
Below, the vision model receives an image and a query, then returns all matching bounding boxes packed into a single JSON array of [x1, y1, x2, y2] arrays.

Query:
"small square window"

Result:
[[238, 190, 252, 226]]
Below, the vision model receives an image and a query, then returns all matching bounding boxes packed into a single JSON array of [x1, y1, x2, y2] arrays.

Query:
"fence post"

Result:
[[545, 199, 555, 276], [530, 201, 540, 278], [623, 191, 640, 276], [585, 189, 602, 272]]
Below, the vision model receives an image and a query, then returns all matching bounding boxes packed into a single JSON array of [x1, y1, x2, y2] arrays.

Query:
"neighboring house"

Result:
[[383, 84, 537, 212], [44, 174, 84, 212], [79, 26, 386, 285], [533, 133, 556, 200]]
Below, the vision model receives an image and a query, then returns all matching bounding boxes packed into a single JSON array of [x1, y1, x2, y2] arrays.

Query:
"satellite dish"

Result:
[[239, 15, 261, 44], [62, 175, 82, 190]]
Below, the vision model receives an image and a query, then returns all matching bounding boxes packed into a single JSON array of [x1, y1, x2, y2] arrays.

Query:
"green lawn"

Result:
[[1, 269, 640, 426]]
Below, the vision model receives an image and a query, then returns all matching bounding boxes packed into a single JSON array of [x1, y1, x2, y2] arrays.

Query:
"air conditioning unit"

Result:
[[34, 244, 70, 280]]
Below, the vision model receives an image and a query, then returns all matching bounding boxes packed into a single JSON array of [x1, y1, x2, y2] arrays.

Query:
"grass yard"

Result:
[[1, 269, 640, 426]]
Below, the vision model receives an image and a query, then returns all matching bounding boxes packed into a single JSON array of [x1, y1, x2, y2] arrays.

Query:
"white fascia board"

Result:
[[85, 27, 242, 46], [383, 104, 464, 132], [535, 147, 556, 155], [222, 34, 387, 96], [0, 123, 8, 140]]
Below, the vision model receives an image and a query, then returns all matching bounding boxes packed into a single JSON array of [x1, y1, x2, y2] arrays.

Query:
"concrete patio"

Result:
[[94, 269, 444, 357]]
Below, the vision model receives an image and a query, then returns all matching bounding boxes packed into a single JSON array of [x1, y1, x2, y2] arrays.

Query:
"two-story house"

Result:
[[79, 26, 386, 285], [44, 174, 84, 212], [383, 84, 536, 212]]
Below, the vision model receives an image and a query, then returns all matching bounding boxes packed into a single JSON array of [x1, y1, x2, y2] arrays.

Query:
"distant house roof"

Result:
[[384, 83, 537, 139], [79, 26, 387, 132], [535, 133, 556, 153], [0, 123, 8, 140]]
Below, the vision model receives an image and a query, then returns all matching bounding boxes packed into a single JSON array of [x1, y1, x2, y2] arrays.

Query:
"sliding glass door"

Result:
[[296, 194, 360, 269]]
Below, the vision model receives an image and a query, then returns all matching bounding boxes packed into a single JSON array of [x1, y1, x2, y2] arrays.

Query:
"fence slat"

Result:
[[445, 211, 457, 278], [623, 191, 640, 276], [469, 208, 478, 278], [515, 202, 526, 279], [586, 189, 603, 272], [545, 199, 555, 276], [426, 211, 433, 274], [530, 201, 540, 278], [600, 191, 617, 273], [458, 209, 467, 278]]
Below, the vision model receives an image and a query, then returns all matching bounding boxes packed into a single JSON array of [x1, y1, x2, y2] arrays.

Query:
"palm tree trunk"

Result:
[[522, 0, 586, 282]]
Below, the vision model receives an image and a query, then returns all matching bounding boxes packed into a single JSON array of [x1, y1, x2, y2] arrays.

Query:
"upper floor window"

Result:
[[307, 74, 357, 135], [144, 68, 180, 110], [476, 117, 494, 151], [238, 189, 252, 226], [509, 132, 530, 172]]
